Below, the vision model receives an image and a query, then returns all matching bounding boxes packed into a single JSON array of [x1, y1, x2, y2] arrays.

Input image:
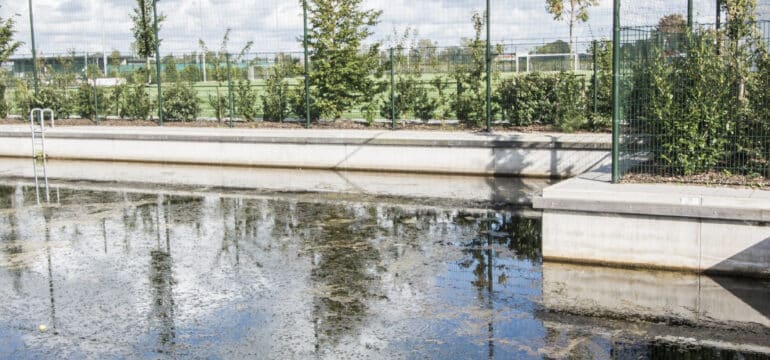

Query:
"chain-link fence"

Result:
[[617, 1, 770, 183], [0, 1, 613, 131]]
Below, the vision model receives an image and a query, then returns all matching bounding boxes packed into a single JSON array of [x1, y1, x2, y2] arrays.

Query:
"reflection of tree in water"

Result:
[[147, 194, 179, 354], [301, 202, 383, 350], [0, 185, 13, 208], [457, 214, 542, 291], [0, 186, 29, 293], [454, 213, 542, 359], [149, 249, 176, 353]]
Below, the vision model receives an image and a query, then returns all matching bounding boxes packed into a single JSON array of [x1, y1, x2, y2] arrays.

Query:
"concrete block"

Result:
[[542, 211, 701, 270], [700, 221, 770, 276]]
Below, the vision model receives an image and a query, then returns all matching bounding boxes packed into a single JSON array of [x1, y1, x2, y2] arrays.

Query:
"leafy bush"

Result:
[[180, 65, 202, 83], [208, 86, 228, 122], [235, 80, 259, 121], [587, 40, 613, 130], [552, 72, 588, 132], [109, 84, 129, 118], [13, 80, 33, 118], [124, 85, 154, 120], [163, 82, 200, 121], [380, 77, 438, 121], [74, 84, 108, 120], [32, 87, 71, 120], [450, 13, 494, 127], [289, 86, 322, 122], [262, 69, 291, 122], [495, 73, 557, 126], [0, 83, 7, 118], [629, 32, 751, 175], [162, 56, 178, 82]]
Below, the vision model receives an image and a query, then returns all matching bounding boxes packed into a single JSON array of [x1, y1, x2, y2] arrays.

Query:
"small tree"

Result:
[[303, 0, 383, 120], [545, 0, 599, 65], [130, 0, 164, 83], [0, 6, 22, 118]]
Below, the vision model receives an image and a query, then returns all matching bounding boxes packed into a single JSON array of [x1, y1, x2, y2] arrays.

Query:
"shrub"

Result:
[[379, 77, 438, 121], [289, 86, 322, 122], [180, 65, 202, 83], [163, 82, 200, 121], [32, 87, 71, 120], [109, 84, 130, 118], [13, 80, 33, 118], [552, 72, 588, 132], [0, 83, 7, 118], [235, 80, 259, 121], [124, 85, 154, 120], [208, 86, 228, 122], [262, 69, 291, 122], [74, 84, 108, 120], [495, 73, 557, 126]]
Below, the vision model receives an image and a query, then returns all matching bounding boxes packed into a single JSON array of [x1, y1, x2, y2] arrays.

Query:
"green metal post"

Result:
[[27, 0, 39, 97], [612, 0, 621, 183], [716, 0, 721, 30], [152, 0, 164, 126], [593, 40, 598, 116], [302, 0, 311, 129], [390, 47, 395, 129], [687, 0, 694, 31], [226, 52, 234, 128], [485, 0, 492, 133], [92, 58, 100, 125]]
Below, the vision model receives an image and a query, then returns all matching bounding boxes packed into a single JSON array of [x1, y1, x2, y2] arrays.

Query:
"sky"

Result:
[[0, 0, 733, 58]]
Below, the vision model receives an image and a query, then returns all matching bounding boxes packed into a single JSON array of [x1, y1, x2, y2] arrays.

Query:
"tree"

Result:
[[0, 6, 21, 64], [302, 0, 383, 120], [545, 0, 599, 66], [534, 40, 570, 54], [0, 7, 22, 118], [130, 0, 164, 83]]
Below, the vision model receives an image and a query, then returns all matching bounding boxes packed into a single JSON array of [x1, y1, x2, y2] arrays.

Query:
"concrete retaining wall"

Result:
[[534, 173, 770, 277], [0, 126, 611, 177]]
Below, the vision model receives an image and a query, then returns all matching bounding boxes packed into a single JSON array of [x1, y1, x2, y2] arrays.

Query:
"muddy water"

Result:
[[0, 182, 768, 359]]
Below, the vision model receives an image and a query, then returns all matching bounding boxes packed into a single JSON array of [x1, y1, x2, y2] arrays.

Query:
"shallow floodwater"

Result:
[[0, 176, 768, 359]]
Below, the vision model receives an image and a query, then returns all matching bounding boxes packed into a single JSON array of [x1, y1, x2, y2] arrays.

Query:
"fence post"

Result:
[[390, 47, 396, 129], [152, 0, 164, 126], [226, 52, 234, 128], [687, 0, 694, 31], [93, 61, 100, 125], [593, 40, 598, 116], [27, 0, 40, 97], [612, 0, 621, 183], [515, 52, 519, 73], [716, 0, 721, 30], [302, 0, 311, 129], [485, 0, 492, 133]]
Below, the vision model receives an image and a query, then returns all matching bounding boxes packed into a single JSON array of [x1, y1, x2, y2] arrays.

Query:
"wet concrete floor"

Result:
[[0, 169, 768, 359]]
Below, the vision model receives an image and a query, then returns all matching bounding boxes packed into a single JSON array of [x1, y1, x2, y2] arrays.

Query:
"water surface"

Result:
[[0, 175, 768, 359]]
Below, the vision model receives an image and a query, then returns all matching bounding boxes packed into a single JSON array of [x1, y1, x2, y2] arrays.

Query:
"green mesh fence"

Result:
[[1, 1, 610, 129], [618, 16, 770, 183]]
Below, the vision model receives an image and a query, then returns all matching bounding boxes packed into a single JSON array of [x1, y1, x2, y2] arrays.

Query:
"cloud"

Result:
[[0, 0, 729, 57]]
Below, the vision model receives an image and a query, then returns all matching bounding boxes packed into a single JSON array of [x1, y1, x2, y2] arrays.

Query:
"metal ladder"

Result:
[[30, 108, 55, 160], [30, 109, 55, 205]]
